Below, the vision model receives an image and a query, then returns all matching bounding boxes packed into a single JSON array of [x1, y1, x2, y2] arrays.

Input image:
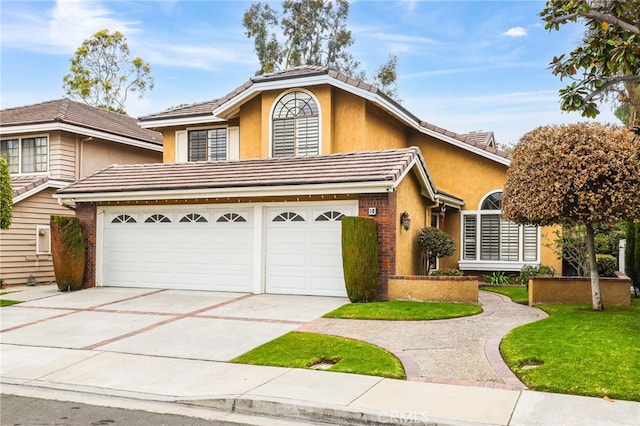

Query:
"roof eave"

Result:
[[139, 114, 226, 129], [55, 180, 398, 203], [211, 74, 511, 166], [0, 122, 163, 152], [13, 179, 70, 204]]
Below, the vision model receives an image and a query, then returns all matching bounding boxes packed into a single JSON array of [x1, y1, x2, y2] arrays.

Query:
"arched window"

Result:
[[272, 91, 319, 157], [461, 191, 538, 268]]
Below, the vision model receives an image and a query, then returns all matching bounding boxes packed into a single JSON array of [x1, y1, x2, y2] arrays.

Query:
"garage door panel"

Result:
[[265, 203, 356, 297], [102, 207, 253, 292]]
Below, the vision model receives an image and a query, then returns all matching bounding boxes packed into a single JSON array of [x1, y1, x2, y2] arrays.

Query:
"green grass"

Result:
[[323, 300, 482, 320], [232, 331, 406, 379], [481, 285, 529, 304], [501, 299, 640, 401], [0, 299, 21, 307]]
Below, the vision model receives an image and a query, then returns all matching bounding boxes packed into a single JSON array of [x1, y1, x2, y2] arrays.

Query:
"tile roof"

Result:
[[138, 66, 509, 160], [11, 175, 50, 198], [57, 147, 429, 196], [1, 99, 162, 146]]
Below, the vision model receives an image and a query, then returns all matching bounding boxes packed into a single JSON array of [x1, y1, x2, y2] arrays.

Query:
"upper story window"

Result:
[[0, 136, 48, 174], [188, 128, 227, 161], [272, 91, 319, 157], [461, 190, 538, 269]]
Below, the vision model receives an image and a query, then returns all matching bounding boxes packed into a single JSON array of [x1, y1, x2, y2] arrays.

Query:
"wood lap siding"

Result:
[[0, 189, 72, 285], [49, 132, 77, 181]]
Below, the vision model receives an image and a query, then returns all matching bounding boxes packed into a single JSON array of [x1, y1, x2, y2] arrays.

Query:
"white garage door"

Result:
[[102, 207, 253, 292], [265, 203, 358, 297]]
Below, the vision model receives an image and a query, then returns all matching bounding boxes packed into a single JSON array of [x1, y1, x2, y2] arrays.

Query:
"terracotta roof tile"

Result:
[[0, 99, 162, 146], [58, 148, 426, 196], [11, 175, 50, 198], [138, 66, 509, 160]]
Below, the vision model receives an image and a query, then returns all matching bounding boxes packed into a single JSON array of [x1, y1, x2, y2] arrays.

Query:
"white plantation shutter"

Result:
[[480, 215, 500, 260], [463, 216, 477, 260], [500, 219, 520, 261], [523, 225, 538, 261], [175, 131, 187, 162]]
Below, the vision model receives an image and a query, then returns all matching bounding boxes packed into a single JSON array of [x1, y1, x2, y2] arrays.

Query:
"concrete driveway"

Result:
[[0, 286, 348, 362]]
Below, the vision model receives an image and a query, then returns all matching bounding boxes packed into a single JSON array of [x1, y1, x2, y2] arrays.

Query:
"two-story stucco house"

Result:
[[0, 99, 163, 286], [55, 67, 560, 298]]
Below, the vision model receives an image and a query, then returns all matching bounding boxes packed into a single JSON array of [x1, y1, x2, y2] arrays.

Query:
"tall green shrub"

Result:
[[341, 216, 378, 303], [51, 215, 86, 292], [0, 157, 12, 230], [625, 221, 638, 289]]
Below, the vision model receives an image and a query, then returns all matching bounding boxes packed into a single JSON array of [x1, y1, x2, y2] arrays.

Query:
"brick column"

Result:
[[74, 203, 97, 289], [358, 192, 397, 299]]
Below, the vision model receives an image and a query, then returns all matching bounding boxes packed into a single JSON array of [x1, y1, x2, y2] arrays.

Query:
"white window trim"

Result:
[[459, 190, 541, 271], [1, 134, 50, 175], [185, 125, 229, 161], [35, 225, 51, 255], [268, 88, 322, 158]]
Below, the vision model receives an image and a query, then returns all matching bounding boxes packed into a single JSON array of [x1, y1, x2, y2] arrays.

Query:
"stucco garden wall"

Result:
[[388, 275, 479, 303], [528, 274, 631, 306]]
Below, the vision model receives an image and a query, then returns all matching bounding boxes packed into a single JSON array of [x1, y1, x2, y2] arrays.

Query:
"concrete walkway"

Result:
[[300, 291, 547, 389], [1, 285, 639, 425]]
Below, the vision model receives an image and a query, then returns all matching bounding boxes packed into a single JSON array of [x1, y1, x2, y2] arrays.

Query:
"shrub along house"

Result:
[[55, 67, 560, 298], [0, 99, 163, 286]]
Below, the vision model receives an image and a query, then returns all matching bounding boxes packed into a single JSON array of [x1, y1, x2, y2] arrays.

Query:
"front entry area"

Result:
[[99, 201, 358, 296]]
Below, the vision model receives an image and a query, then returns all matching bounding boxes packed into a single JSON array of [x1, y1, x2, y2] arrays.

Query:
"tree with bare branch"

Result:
[[540, 1, 640, 119]]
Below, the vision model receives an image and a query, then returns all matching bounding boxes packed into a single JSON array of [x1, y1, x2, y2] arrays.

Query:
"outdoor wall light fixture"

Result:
[[400, 211, 411, 231]]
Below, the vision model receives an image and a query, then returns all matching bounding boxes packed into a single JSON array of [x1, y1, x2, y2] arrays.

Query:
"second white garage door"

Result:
[[265, 203, 358, 297]]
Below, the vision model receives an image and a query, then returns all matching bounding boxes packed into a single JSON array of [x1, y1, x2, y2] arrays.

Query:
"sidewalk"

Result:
[[2, 345, 638, 425], [1, 285, 639, 425]]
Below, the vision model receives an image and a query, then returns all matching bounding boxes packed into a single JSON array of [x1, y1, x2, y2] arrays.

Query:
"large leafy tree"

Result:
[[243, 0, 398, 97], [540, 1, 640, 119], [503, 123, 640, 311], [63, 29, 154, 115], [0, 157, 12, 230]]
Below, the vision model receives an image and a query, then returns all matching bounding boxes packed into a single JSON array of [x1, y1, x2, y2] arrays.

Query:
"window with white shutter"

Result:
[[460, 191, 540, 270], [272, 91, 319, 157]]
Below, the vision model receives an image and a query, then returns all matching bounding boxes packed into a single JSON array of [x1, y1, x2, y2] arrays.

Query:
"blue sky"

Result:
[[0, 0, 619, 145]]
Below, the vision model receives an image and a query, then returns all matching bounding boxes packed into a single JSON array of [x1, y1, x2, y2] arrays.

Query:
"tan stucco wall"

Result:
[[529, 276, 631, 306], [388, 276, 479, 303], [395, 171, 432, 275], [539, 225, 563, 272], [239, 96, 263, 159]]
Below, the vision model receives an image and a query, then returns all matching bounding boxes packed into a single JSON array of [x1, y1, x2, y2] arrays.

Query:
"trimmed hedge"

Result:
[[342, 216, 378, 303]]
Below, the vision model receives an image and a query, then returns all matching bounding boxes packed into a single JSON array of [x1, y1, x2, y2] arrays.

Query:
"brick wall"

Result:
[[358, 192, 396, 299], [75, 203, 96, 288]]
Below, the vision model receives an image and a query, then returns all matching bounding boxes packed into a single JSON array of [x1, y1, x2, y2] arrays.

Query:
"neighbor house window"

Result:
[[272, 91, 319, 157], [0, 136, 48, 174], [188, 128, 227, 161], [460, 191, 538, 269]]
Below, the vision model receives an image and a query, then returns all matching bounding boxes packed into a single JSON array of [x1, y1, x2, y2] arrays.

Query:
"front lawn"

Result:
[[501, 299, 640, 401], [323, 300, 482, 320], [481, 286, 528, 304], [232, 331, 405, 379]]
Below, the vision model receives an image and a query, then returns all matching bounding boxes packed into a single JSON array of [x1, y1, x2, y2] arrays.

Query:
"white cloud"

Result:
[[1, 0, 138, 55], [502, 27, 528, 37]]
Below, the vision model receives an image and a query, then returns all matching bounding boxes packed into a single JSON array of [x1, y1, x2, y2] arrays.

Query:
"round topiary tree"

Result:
[[418, 226, 455, 275], [503, 123, 640, 311]]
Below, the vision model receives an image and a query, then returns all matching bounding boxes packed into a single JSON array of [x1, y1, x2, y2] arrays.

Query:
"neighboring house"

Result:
[[0, 99, 163, 286], [56, 67, 560, 298]]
